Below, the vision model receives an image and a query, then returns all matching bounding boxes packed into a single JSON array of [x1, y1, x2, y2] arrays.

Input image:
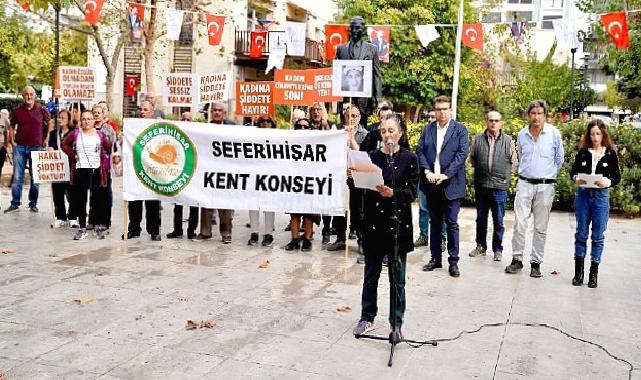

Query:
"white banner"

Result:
[[31, 150, 70, 183], [198, 72, 230, 104], [123, 119, 347, 215], [56, 66, 96, 101], [286, 21, 306, 56]]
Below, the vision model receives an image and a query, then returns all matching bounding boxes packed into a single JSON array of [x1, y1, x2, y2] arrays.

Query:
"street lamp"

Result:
[[569, 47, 577, 120]]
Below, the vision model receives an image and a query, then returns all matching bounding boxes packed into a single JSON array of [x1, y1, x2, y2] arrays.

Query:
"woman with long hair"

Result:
[[61, 110, 112, 240], [569, 119, 621, 288]]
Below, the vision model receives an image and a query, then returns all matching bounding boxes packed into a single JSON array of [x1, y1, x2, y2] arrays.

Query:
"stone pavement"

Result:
[[0, 178, 640, 379]]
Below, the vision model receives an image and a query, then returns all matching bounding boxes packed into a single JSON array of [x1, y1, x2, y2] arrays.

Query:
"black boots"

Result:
[[572, 258, 584, 286], [588, 261, 599, 288]]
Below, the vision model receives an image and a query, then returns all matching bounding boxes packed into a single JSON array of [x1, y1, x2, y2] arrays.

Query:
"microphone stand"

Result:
[[356, 143, 437, 367]]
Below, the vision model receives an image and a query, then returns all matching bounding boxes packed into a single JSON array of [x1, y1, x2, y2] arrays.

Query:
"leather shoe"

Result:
[[326, 240, 346, 251], [449, 263, 460, 277], [422, 260, 442, 271], [166, 231, 183, 239], [121, 231, 140, 240], [151, 234, 162, 241]]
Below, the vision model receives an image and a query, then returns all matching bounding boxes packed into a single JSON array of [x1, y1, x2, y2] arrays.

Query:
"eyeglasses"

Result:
[[349, 114, 360, 118], [212, 108, 224, 112], [295, 124, 312, 130], [488, 119, 501, 123]]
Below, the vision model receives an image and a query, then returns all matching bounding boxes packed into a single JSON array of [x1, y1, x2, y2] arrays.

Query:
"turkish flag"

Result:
[[206, 14, 226, 46], [16, 0, 29, 11], [325, 25, 349, 60], [250, 31, 267, 58], [462, 23, 483, 51], [600, 12, 629, 49], [84, 0, 105, 25], [125, 75, 139, 97]]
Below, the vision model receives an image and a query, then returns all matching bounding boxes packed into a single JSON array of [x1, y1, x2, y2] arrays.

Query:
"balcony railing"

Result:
[[234, 30, 322, 63]]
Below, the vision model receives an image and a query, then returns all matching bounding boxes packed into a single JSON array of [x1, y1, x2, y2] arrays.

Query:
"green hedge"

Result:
[[406, 119, 641, 216], [0, 97, 23, 112]]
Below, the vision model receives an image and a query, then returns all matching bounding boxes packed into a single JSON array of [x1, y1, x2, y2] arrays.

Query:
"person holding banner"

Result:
[[48, 109, 75, 228], [125, 100, 162, 241], [4, 86, 50, 214], [284, 118, 321, 252], [61, 111, 112, 240], [248, 116, 277, 247], [353, 114, 419, 339]]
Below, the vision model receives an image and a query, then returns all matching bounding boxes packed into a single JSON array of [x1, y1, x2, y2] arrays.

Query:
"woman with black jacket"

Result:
[[569, 119, 621, 288]]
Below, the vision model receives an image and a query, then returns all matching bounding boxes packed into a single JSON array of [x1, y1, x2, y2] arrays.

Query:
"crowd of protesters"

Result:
[[1, 87, 621, 295]]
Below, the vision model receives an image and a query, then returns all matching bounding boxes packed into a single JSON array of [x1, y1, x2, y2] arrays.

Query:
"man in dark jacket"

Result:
[[416, 96, 468, 277], [468, 110, 517, 262]]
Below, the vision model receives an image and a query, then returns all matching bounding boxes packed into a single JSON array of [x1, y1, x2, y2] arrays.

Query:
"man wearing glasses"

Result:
[[468, 111, 518, 262], [416, 96, 468, 277]]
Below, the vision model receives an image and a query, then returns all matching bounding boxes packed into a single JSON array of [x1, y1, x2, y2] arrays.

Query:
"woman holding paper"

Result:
[[352, 114, 419, 341], [48, 109, 75, 228], [569, 119, 621, 288]]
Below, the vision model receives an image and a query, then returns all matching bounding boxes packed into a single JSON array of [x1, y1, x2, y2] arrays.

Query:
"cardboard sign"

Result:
[[31, 150, 70, 183], [198, 72, 230, 104], [235, 81, 274, 116], [273, 69, 315, 105], [163, 73, 197, 107], [56, 66, 96, 101], [308, 68, 342, 102]]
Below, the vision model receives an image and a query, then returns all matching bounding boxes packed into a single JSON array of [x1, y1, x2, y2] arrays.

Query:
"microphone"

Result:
[[386, 139, 394, 158]]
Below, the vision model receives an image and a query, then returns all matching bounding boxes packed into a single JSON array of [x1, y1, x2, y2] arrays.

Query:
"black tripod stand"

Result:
[[355, 147, 437, 367]]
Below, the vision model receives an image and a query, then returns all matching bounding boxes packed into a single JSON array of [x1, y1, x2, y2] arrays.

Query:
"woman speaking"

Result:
[[352, 114, 419, 341]]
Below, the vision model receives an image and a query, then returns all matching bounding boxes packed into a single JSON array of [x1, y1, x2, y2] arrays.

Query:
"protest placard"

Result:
[[31, 150, 70, 183], [198, 72, 230, 104], [56, 66, 96, 101], [273, 69, 315, 105], [235, 81, 274, 116], [163, 73, 197, 107], [308, 68, 342, 102]]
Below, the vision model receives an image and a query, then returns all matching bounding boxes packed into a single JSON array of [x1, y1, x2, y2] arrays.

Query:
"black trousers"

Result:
[[128, 200, 161, 235], [334, 183, 363, 242], [51, 182, 72, 220], [89, 178, 112, 227], [172, 204, 199, 235], [0, 146, 6, 183], [72, 168, 108, 228]]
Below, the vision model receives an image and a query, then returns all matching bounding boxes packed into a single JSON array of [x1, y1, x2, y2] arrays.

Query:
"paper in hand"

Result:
[[577, 173, 604, 188]]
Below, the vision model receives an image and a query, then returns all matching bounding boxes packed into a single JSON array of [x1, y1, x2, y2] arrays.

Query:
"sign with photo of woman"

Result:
[[332, 59, 373, 98]]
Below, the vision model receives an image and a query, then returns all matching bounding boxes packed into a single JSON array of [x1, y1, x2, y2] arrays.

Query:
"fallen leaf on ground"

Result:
[[1, 248, 15, 254], [73, 296, 95, 305], [186, 320, 199, 330], [258, 260, 271, 269], [336, 306, 352, 312], [135, 313, 144, 320], [200, 320, 215, 329], [550, 270, 560, 275]]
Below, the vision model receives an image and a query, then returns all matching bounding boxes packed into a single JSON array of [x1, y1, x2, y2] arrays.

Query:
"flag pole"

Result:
[[451, 0, 465, 119]]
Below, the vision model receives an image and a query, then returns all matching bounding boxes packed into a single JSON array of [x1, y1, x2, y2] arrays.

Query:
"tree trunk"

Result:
[[91, 25, 124, 111], [143, 0, 159, 93]]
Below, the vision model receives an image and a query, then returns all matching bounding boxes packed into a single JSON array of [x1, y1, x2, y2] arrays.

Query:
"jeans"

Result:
[[475, 187, 508, 253], [11, 144, 41, 207], [574, 187, 610, 264], [361, 247, 407, 327], [418, 186, 446, 241]]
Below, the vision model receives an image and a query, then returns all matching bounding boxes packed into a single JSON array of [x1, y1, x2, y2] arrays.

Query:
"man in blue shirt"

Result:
[[505, 100, 564, 278]]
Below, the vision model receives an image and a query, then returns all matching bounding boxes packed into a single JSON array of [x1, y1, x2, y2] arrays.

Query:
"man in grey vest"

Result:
[[469, 110, 517, 261]]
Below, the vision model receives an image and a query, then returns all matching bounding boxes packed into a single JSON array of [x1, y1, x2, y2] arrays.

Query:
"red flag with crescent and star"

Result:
[[125, 75, 139, 97], [250, 31, 267, 58], [206, 14, 226, 46], [462, 23, 483, 51], [600, 11, 629, 49], [15, 0, 30, 11], [324, 24, 350, 61], [83, 0, 105, 25]]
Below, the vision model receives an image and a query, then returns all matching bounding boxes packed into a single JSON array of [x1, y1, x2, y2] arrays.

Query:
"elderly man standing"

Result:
[[194, 101, 235, 243], [505, 100, 564, 278], [5, 86, 50, 213], [469, 110, 518, 261], [416, 96, 468, 277], [145, 91, 166, 119]]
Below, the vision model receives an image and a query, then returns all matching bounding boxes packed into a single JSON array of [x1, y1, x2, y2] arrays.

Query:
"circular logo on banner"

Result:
[[132, 122, 197, 196]]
